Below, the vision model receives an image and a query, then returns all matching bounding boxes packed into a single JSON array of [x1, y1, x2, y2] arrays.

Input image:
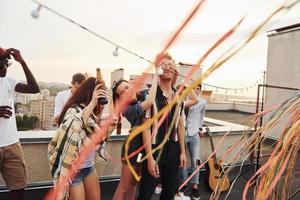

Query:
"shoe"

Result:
[[155, 185, 162, 194], [191, 188, 200, 200], [174, 192, 190, 200], [179, 185, 188, 193]]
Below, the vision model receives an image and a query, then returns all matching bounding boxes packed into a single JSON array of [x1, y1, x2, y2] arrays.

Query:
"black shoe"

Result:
[[179, 185, 189, 193], [191, 188, 200, 200]]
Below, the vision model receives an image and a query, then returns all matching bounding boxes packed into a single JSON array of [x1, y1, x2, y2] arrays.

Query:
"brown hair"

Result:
[[71, 73, 86, 85], [154, 52, 173, 67], [58, 77, 98, 125], [111, 79, 129, 107]]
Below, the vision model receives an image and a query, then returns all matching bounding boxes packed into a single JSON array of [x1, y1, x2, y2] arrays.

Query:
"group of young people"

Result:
[[0, 47, 206, 200]]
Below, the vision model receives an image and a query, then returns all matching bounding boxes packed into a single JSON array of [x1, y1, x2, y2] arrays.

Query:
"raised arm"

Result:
[[140, 73, 158, 111], [82, 84, 106, 124], [177, 116, 187, 168], [7, 48, 40, 94], [184, 88, 199, 108]]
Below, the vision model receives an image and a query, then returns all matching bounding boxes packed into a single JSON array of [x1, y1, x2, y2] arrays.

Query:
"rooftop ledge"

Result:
[[19, 117, 250, 144]]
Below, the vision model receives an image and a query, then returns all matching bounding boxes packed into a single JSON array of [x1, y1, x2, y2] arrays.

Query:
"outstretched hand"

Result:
[[0, 106, 12, 119]]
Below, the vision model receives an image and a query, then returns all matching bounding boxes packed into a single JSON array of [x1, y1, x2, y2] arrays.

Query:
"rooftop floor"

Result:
[[1, 140, 300, 200]]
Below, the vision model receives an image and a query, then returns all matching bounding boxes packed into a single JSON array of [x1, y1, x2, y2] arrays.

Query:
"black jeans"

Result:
[[137, 141, 180, 200]]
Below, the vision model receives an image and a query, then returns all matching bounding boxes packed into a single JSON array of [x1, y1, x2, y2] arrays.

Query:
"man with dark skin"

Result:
[[0, 47, 40, 200]]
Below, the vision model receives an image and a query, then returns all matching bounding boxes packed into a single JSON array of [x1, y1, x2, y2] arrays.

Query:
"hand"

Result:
[[0, 106, 12, 119], [54, 116, 59, 124], [110, 113, 118, 126], [179, 152, 187, 168], [91, 84, 108, 105], [99, 142, 108, 161], [6, 48, 24, 63], [199, 130, 204, 137], [147, 156, 160, 178]]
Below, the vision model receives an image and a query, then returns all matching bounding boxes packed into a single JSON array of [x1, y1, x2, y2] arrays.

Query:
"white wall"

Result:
[[207, 102, 256, 113], [264, 25, 300, 139]]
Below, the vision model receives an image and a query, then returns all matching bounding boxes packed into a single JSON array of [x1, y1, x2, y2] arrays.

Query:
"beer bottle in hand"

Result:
[[96, 68, 108, 105]]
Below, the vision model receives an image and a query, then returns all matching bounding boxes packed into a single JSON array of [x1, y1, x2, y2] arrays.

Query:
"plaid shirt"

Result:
[[48, 106, 97, 200]]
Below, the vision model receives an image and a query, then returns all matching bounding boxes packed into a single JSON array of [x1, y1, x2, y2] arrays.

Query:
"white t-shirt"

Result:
[[0, 77, 19, 147], [54, 89, 72, 118]]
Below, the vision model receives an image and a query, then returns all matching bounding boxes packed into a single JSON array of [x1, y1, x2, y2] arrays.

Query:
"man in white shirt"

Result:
[[181, 84, 207, 200], [0, 47, 40, 200], [53, 73, 86, 123]]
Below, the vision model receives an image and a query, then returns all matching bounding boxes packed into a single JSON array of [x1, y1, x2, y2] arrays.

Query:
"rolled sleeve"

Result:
[[122, 102, 144, 125]]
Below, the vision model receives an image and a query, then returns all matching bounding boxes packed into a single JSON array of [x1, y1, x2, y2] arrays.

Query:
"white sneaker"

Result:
[[155, 185, 162, 194], [174, 192, 190, 200]]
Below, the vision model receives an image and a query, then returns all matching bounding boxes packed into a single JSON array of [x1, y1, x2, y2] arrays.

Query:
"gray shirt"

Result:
[[185, 97, 207, 137]]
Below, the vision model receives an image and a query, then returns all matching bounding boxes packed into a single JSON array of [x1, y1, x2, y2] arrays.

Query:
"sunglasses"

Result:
[[112, 79, 127, 91]]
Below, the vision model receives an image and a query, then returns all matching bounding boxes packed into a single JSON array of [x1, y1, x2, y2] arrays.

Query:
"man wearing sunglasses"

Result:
[[0, 47, 40, 200]]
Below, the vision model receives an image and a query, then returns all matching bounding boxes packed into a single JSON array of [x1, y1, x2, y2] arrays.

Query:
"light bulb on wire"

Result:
[[31, 5, 42, 19], [113, 46, 119, 57]]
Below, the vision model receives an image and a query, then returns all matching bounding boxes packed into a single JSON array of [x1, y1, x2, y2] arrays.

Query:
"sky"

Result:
[[1, 0, 300, 97]]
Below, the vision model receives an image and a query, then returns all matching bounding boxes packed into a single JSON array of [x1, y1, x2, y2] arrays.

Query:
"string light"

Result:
[[31, 4, 42, 19], [29, 0, 154, 63], [112, 46, 119, 57], [28, 0, 263, 95]]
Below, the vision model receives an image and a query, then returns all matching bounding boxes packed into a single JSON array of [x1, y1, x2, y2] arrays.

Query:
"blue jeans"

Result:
[[71, 166, 95, 186], [182, 134, 200, 185]]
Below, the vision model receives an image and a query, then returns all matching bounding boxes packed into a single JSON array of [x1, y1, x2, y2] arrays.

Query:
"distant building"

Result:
[[41, 89, 51, 99], [15, 93, 40, 105], [129, 73, 153, 90], [29, 99, 55, 130], [110, 68, 124, 89], [176, 62, 202, 86], [15, 104, 29, 116]]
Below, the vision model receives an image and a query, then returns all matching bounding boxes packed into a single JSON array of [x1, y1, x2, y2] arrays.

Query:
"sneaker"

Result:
[[155, 185, 162, 194], [174, 192, 190, 200], [191, 188, 200, 200], [179, 185, 188, 193]]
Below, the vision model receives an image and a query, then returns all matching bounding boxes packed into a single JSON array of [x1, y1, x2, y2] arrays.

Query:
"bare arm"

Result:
[[199, 100, 207, 133], [140, 73, 158, 111], [184, 89, 199, 108], [142, 119, 153, 158], [7, 49, 40, 94], [82, 84, 106, 125], [178, 116, 187, 167], [142, 117, 159, 178]]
